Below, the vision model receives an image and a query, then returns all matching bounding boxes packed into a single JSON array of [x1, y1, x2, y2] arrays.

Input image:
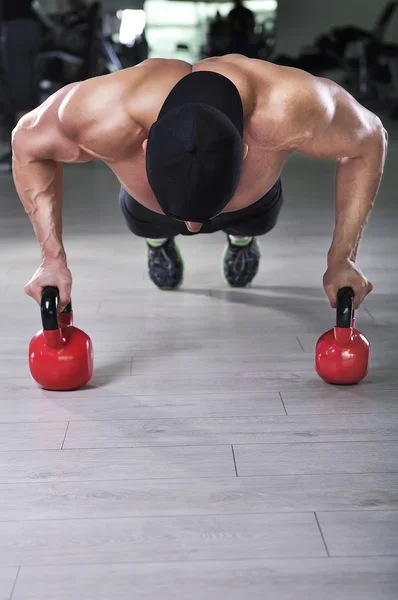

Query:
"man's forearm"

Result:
[[12, 142, 66, 262], [328, 126, 387, 265]]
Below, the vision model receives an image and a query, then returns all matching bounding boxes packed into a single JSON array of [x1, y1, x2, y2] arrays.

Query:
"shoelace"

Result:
[[152, 246, 174, 272], [229, 245, 254, 275]]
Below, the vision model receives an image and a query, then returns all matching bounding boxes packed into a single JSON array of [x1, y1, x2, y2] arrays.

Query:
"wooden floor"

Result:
[[0, 117, 397, 599]]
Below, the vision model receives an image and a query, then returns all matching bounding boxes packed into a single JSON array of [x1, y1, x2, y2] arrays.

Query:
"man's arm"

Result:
[[11, 83, 93, 307], [294, 76, 388, 306], [12, 137, 66, 262], [12, 67, 147, 308]]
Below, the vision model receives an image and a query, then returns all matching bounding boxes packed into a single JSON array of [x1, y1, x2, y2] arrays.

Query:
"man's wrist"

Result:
[[42, 249, 67, 264], [327, 249, 353, 267]]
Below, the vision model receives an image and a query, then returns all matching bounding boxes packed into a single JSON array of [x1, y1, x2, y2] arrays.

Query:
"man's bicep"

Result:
[[12, 83, 93, 164], [12, 118, 92, 164], [13, 129, 89, 166]]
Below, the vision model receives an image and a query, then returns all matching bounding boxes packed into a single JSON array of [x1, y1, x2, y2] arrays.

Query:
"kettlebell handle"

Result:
[[41, 286, 72, 331], [336, 287, 355, 329]]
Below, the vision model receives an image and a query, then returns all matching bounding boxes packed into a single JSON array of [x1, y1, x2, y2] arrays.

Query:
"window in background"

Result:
[[118, 9, 147, 46], [144, 0, 277, 63]]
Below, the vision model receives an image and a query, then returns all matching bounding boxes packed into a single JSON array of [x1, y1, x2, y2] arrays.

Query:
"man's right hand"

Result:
[[25, 259, 72, 311]]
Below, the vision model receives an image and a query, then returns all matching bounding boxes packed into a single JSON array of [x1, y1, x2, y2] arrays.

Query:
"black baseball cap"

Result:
[[146, 71, 244, 223]]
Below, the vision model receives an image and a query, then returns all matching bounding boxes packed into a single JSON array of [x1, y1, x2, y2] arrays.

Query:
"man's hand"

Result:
[[25, 259, 72, 311], [323, 258, 373, 309]]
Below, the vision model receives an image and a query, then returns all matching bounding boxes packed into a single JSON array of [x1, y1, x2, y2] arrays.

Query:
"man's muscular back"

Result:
[[15, 55, 350, 216]]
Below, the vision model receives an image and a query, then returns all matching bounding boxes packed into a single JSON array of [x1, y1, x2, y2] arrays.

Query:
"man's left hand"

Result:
[[323, 258, 373, 309]]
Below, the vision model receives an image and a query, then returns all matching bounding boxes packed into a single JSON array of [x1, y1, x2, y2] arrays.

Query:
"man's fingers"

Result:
[[24, 283, 37, 302], [329, 294, 337, 309], [353, 281, 373, 309], [59, 298, 70, 313], [25, 284, 42, 306], [323, 266, 372, 312], [325, 286, 337, 308], [24, 263, 72, 312], [58, 283, 72, 312]]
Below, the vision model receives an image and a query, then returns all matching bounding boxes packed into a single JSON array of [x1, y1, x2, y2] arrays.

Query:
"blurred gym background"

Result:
[[0, 0, 397, 170]]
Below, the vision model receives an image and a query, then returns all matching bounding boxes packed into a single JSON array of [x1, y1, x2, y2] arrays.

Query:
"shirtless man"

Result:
[[12, 55, 387, 310]]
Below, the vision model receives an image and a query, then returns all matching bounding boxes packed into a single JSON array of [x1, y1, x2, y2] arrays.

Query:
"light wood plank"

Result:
[[317, 510, 398, 557], [281, 390, 398, 415], [89, 334, 303, 355], [0, 393, 285, 423], [3, 369, 397, 399], [0, 473, 397, 521], [13, 558, 398, 600], [96, 293, 338, 317], [131, 353, 315, 374], [84, 309, 375, 334], [0, 423, 67, 451], [359, 296, 398, 325], [10, 370, 392, 399], [233, 441, 398, 476], [0, 513, 325, 566], [63, 413, 398, 449], [89, 330, 304, 353], [0, 446, 235, 483]]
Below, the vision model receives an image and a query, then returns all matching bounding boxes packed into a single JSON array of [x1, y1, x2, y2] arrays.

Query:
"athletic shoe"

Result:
[[222, 235, 260, 287], [146, 238, 184, 290]]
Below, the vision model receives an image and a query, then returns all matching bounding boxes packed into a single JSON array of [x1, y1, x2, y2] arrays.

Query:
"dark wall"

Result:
[[275, 0, 394, 57]]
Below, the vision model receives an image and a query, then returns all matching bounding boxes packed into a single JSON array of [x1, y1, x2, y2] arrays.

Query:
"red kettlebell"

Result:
[[29, 286, 94, 391], [315, 287, 370, 385]]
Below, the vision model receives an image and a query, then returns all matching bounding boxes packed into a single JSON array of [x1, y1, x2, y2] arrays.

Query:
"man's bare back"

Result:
[[13, 55, 371, 213], [12, 55, 387, 309]]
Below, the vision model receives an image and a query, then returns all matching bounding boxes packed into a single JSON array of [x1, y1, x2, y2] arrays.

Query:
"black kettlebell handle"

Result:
[[336, 287, 355, 329], [41, 287, 72, 331]]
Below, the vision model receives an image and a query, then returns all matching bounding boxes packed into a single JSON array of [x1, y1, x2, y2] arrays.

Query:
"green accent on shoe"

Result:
[[228, 236, 253, 247], [146, 238, 167, 248]]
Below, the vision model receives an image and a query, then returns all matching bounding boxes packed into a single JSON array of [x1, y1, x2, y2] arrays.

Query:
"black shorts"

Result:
[[119, 178, 283, 238]]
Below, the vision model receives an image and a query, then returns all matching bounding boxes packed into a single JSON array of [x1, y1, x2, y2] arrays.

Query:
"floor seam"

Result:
[[231, 445, 239, 476], [1, 509, 398, 524], [1, 411, 398, 424], [296, 336, 305, 352], [1, 412, 398, 424], [9, 566, 20, 600], [3, 554, 398, 569], [57, 439, 398, 451], [279, 392, 288, 416], [314, 512, 330, 557], [61, 422, 70, 450], [0, 472, 397, 484]]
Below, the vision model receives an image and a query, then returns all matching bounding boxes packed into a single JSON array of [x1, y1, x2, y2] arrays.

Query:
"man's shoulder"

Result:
[[56, 60, 193, 160], [139, 57, 192, 70], [250, 65, 335, 149], [58, 59, 191, 128]]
